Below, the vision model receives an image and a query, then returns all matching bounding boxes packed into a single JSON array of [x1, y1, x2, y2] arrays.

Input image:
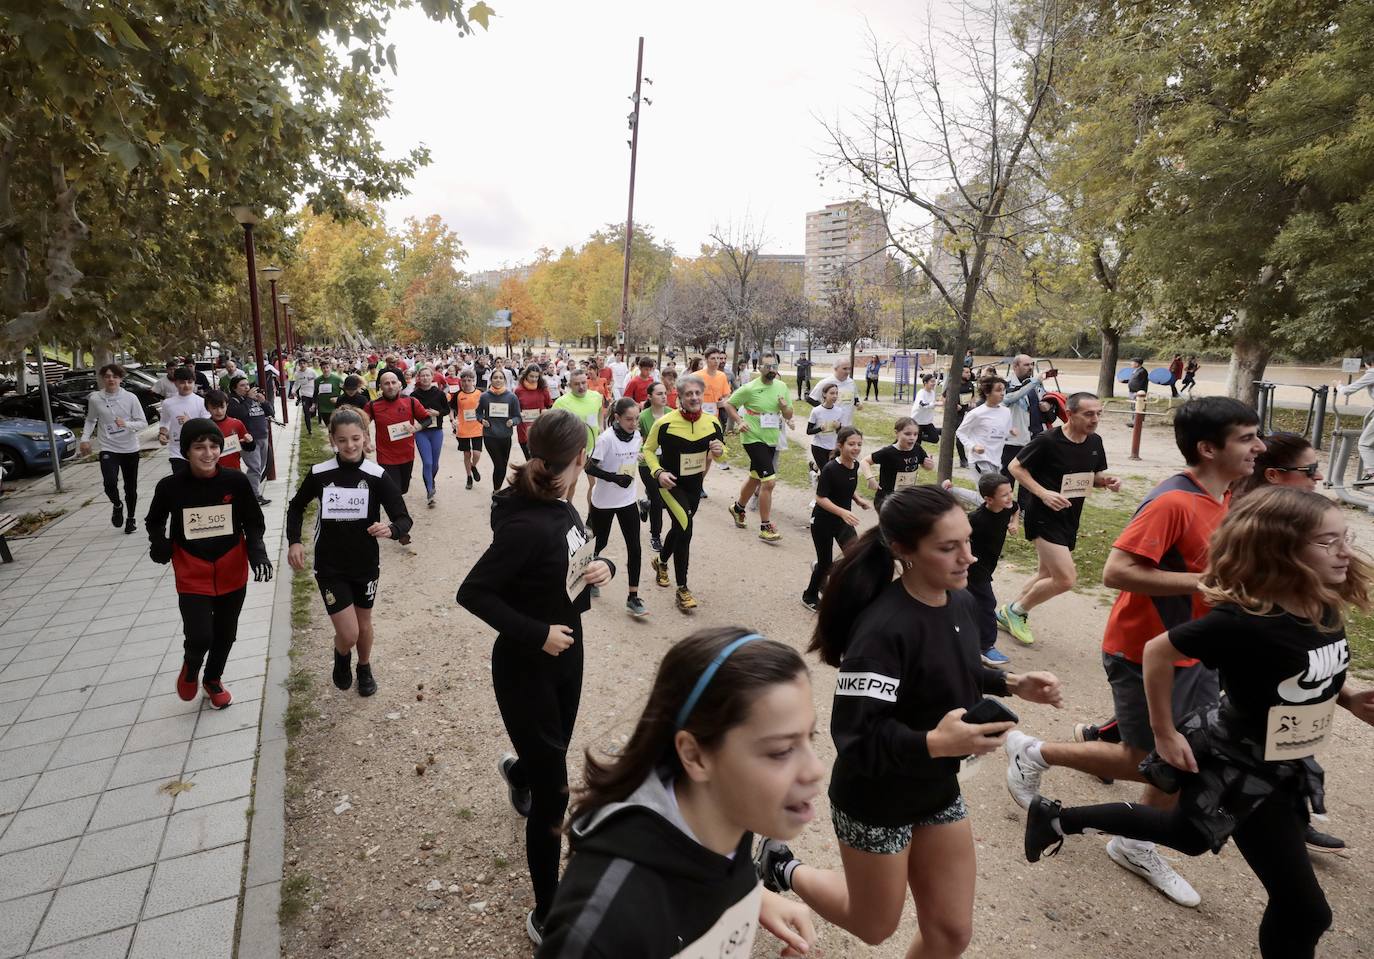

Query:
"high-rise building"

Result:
[[804, 201, 887, 301]]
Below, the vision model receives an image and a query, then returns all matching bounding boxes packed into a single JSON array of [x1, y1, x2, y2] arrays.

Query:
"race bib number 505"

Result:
[[183, 505, 231, 540]]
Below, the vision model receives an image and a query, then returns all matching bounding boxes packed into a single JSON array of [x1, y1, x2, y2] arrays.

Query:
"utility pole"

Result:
[[619, 37, 649, 352]]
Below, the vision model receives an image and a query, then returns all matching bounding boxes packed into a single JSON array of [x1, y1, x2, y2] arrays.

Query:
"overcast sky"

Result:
[[374, 0, 940, 272]]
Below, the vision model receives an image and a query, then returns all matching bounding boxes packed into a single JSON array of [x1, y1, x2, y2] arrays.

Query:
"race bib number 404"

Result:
[[322, 486, 370, 521]]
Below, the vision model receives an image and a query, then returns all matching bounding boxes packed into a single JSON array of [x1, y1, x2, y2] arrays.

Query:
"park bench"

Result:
[[0, 513, 16, 563]]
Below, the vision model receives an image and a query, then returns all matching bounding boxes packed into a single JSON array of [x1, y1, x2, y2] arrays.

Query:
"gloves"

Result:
[[251, 559, 273, 583], [149, 540, 173, 564], [613, 474, 633, 489]]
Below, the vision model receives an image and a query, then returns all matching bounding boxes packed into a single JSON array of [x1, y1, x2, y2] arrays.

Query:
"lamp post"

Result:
[[261, 265, 289, 425], [279, 293, 293, 354], [232, 205, 276, 481]]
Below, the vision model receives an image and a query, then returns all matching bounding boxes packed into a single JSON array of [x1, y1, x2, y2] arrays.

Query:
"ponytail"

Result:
[[830, 426, 862, 460], [510, 409, 586, 500]]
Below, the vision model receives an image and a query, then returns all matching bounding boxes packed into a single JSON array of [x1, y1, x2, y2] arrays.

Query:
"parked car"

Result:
[[0, 392, 87, 430], [51, 372, 161, 424], [0, 415, 79, 479]]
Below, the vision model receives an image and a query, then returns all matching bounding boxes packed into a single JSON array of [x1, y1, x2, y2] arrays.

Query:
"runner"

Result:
[[293, 357, 318, 434], [204, 390, 253, 475], [622, 356, 657, 405], [455, 410, 616, 945], [313, 359, 343, 427], [642, 374, 727, 612], [515, 364, 552, 459], [286, 409, 412, 698], [660, 367, 679, 409], [552, 368, 605, 509], [754, 485, 1062, 955], [955, 375, 1011, 475], [337, 374, 371, 413], [478, 367, 520, 493], [158, 367, 209, 475], [911, 372, 941, 445], [365, 370, 427, 495], [1002, 355, 1046, 510], [807, 358, 859, 414], [948, 472, 1018, 667], [1000, 392, 1121, 645], [795, 353, 812, 399], [409, 367, 449, 507], [536, 628, 821, 958], [698, 346, 732, 420], [637, 382, 670, 553], [801, 426, 870, 611], [586, 398, 648, 618], [227, 375, 272, 505], [452, 369, 484, 490], [862, 417, 935, 514], [723, 351, 793, 544], [145, 419, 272, 709], [1004, 397, 1262, 905], [1023, 487, 1373, 959], [805, 383, 846, 478], [79, 363, 148, 535], [1333, 352, 1374, 481]]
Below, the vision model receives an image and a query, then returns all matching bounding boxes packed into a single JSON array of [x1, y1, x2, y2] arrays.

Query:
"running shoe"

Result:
[[1004, 730, 1047, 809], [465, 475, 473, 490], [471, 467, 481, 483], [525, 909, 544, 946], [1105, 837, 1201, 907], [356, 663, 377, 697], [176, 661, 199, 701], [111, 503, 123, 528], [1024, 796, 1064, 863], [729, 502, 747, 529], [589, 585, 600, 599], [202, 679, 232, 709], [999, 604, 1035, 646], [1305, 825, 1347, 854], [257, 495, 272, 506], [652, 557, 670, 588], [124, 516, 136, 535], [801, 595, 819, 613], [498, 753, 532, 817], [638, 498, 649, 522], [699, 488, 709, 499], [1072, 722, 1100, 742], [718, 462, 731, 471], [995, 605, 1011, 634], [626, 595, 648, 618], [649, 533, 662, 553], [758, 523, 782, 544], [675, 586, 698, 611], [753, 838, 797, 893], [332, 650, 353, 691], [981, 647, 1011, 667]]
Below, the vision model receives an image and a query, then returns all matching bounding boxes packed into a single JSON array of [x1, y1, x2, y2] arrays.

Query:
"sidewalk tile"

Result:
[[0, 714, 77, 751], [0, 656, 66, 684], [0, 890, 52, 959], [28, 927, 133, 959], [217, 658, 266, 686], [130, 896, 235, 959], [31, 865, 152, 950], [123, 714, 198, 753], [173, 759, 254, 812], [55, 648, 121, 673], [185, 729, 257, 773], [2, 614, 53, 635], [158, 797, 250, 861], [46, 608, 98, 630], [67, 701, 140, 737], [0, 630, 39, 651], [64, 818, 165, 885], [0, 794, 98, 853], [0, 676, 42, 706], [136, 692, 200, 724], [48, 728, 130, 771], [0, 741, 60, 781], [85, 676, 154, 710], [88, 782, 173, 833], [142, 844, 243, 919], [13, 639, 77, 665], [0, 774, 37, 816], [107, 742, 188, 791], [98, 600, 145, 619], [0, 837, 78, 901], [80, 615, 138, 638], [19, 689, 94, 723], [99, 655, 164, 686], [192, 698, 261, 737], [23, 757, 116, 809], [38, 665, 107, 696], [118, 638, 173, 662]]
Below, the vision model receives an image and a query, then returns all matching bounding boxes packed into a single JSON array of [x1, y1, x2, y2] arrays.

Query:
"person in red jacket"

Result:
[[205, 390, 254, 471], [365, 370, 429, 495], [622, 356, 657, 405], [514, 364, 553, 459], [145, 419, 273, 709]]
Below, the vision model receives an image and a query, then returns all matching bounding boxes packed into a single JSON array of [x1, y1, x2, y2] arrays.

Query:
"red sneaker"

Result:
[[176, 662, 199, 701], [202, 679, 232, 709]]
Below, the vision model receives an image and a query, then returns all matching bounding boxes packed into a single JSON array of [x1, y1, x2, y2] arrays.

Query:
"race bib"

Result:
[[182, 505, 231, 541], [565, 530, 596, 601], [703, 402, 718, 415], [671, 884, 760, 957], [1264, 699, 1337, 762], [487, 402, 509, 419], [679, 450, 707, 476], [521, 408, 541, 423], [221, 433, 241, 455], [321, 486, 369, 521], [104, 422, 126, 437], [617, 460, 636, 476], [585, 412, 600, 429], [1060, 472, 1093, 498], [759, 412, 781, 429], [894, 470, 920, 489], [446, 384, 459, 394], [317, 383, 332, 395], [462, 408, 476, 422], [386, 421, 411, 441]]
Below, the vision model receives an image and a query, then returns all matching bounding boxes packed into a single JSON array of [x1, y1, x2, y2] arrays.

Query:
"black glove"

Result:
[[149, 540, 173, 564], [614, 474, 633, 489], [251, 559, 273, 582]]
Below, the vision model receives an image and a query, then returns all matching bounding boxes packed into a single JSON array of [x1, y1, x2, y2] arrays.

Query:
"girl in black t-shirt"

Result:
[[861, 417, 934, 514], [1024, 487, 1374, 959], [802, 427, 871, 610]]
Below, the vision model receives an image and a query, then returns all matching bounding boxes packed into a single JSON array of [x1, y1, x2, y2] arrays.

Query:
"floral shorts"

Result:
[[832, 797, 969, 855]]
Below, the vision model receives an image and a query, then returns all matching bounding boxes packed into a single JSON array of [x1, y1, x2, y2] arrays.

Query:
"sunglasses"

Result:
[[1273, 463, 1320, 478]]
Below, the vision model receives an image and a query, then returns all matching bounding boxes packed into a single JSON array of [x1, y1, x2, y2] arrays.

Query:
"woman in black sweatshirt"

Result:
[[755, 485, 1063, 955], [455, 409, 615, 945]]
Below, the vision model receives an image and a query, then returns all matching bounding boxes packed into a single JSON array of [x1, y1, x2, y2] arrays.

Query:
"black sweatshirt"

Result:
[[829, 581, 1009, 825], [538, 773, 761, 959], [968, 505, 1013, 582], [456, 489, 615, 654], [409, 385, 449, 430], [285, 455, 411, 580], [145, 467, 267, 596]]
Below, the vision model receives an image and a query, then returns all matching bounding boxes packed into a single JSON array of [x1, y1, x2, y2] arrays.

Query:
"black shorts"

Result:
[[744, 441, 777, 480], [316, 574, 378, 615], [1023, 504, 1079, 550], [455, 436, 484, 453], [381, 460, 414, 494], [1102, 652, 1220, 752]]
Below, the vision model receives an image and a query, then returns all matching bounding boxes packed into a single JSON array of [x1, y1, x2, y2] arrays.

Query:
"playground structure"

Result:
[[1326, 400, 1374, 513]]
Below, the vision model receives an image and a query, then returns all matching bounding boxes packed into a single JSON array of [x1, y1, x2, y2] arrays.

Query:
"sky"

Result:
[[373, 0, 944, 272]]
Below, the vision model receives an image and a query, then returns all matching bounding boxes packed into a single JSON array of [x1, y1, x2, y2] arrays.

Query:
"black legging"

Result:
[[486, 435, 512, 491], [589, 503, 641, 590], [381, 459, 414, 495], [519, 440, 531, 460], [638, 465, 664, 540], [804, 518, 855, 601], [178, 587, 247, 682], [299, 396, 315, 434], [99, 451, 140, 514], [809, 445, 830, 473], [865, 376, 880, 401], [659, 483, 701, 588], [491, 637, 582, 922], [917, 423, 941, 446], [1058, 791, 1330, 958]]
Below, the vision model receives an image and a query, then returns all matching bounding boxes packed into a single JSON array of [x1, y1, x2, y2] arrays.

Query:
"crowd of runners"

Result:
[[73, 343, 1374, 959]]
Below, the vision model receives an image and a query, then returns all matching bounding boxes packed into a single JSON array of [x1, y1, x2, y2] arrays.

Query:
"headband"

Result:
[[674, 633, 763, 730]]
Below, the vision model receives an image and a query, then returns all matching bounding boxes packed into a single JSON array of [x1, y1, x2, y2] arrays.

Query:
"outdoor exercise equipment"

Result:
[[1325, 399, 1374, 514], [1254, 381, 1329, 451]]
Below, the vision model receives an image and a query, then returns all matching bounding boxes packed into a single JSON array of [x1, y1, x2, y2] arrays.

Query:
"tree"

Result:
[[288, 203, 394, 343], [702, 223, 765, 372], [494, 275, 543, 345], [410, 286, 470, 347], [663, 257, 728, 353], [813, 271, 880, 366]]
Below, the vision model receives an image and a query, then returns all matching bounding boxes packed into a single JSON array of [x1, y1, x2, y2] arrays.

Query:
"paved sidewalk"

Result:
[[0, 418, 299, 959]]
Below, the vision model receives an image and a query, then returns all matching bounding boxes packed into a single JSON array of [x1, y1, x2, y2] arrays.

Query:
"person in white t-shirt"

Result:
[[586, 398, 646, 617], [158, 367, 210, 474], [607, 351, 630, 400], [910, 372, 942, 444], [956, 375, 1012, 474], [807, 359, 859, 415]]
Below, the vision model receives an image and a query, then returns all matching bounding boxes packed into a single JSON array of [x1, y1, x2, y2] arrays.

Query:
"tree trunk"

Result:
[[1096, 326, 1120, 398], [848, 338, 857, 379], [936, 315, 972, 481], [1225, 335, 1271, 407]]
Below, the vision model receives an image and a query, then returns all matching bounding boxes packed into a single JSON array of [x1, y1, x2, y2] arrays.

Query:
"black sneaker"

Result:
[[525, 909, 544, 946], [753, 838, 798, 893], [465, 475, 473, 490], [332, 650, 353, 691], [801, 595, 819, 612], [1025, 796, 1065, 863], [471, 467, 481, 483], [638, 498, 649, 522], [1305, 824, 1346, 854], [124, 515, 137, 535], [498, 753, 532, 817], [649, 533, 662, 552], [257, 495, 272, 506], [111, 503, 123, 528], [355, 663, 377, 697]]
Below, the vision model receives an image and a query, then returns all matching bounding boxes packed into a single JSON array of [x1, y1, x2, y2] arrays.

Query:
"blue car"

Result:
[[0, 415, 79, 480]]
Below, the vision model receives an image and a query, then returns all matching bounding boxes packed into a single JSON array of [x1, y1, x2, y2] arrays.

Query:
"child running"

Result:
[[802, 426, 870, 612], [805, 382, 846, 478], [536, 628, 821, 958], [861, 416, 934, 514], [955, 375, 1011, 474], [586, 398, 648, 618], [286, 409, 412, 698], [477, 367, 521, 492], [204, 390, 254, 474], [452, 369, 484, 489], [947, 473, 1018, 667], [755, 485, 1063, 957]]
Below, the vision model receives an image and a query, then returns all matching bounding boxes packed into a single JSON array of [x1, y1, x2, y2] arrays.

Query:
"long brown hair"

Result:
[[569, 627, 807, 824], [1201, 486, 1371, 629], [1232, 432, 1312, 499], [510, 409, 586, 500]]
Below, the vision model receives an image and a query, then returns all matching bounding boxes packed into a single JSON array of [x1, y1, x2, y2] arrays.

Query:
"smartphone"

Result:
[[962, 697, 1019, 726]]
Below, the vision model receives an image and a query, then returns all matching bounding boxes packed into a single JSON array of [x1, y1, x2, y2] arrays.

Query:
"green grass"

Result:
[[278, 872, 313, 924], [285, 424, 333, 741]]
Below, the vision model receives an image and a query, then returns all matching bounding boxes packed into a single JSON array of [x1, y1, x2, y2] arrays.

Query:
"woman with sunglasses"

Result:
[[1234, 432, 1323, 497]]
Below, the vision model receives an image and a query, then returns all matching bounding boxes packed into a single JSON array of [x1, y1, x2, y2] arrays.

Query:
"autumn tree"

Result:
[[494, 275, 543, 345]]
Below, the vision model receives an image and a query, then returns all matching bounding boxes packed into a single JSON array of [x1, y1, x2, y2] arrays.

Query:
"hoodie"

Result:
[[145, 466, 267, 596], [456, 489, 615, 655], [537, 773, 760, 959]]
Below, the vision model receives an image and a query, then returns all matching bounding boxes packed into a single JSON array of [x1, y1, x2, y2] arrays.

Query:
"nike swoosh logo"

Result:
[[1276, 669, 1337, 703]]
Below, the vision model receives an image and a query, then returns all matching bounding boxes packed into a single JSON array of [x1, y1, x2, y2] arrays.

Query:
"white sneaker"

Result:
[[1105, 837, 1201, 908], [1004, 730, 1046, 810], [525, 909, 544, 945]]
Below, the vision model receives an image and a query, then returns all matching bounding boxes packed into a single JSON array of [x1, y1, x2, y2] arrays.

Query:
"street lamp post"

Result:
[[232, 205, 276, 482], [261, 265, 289, 425], [279, 294, 293, 355]]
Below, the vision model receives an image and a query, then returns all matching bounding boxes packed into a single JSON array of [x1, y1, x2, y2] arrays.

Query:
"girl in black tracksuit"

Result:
[[456, 410, 616, 942], [802, 427, 870, 609]]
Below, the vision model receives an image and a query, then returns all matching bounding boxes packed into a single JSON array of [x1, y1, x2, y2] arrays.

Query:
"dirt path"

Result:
[[281, 406, 1374, 959]]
